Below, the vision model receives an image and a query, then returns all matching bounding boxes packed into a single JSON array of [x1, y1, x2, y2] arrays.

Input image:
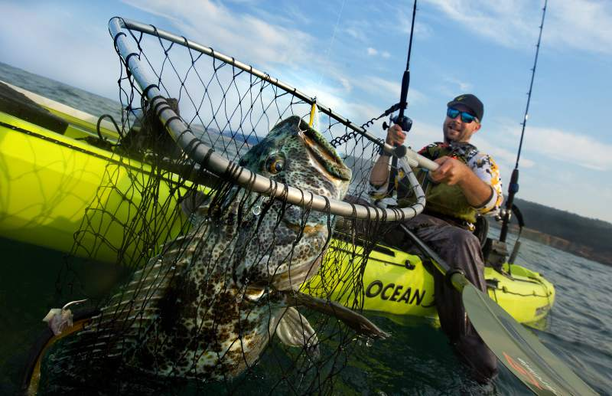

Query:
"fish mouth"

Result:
[[298, 120, 352, 182], [258, 207, 329, 290], [269, 223, 329, 291]]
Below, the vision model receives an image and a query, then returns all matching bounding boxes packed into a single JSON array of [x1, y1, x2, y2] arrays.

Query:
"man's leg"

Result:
[[340, 198, 497, 382], [405, 214, 498, 383]]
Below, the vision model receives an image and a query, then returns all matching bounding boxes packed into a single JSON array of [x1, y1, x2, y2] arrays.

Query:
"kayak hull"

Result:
[[0, 83, 555, 325], [0, 111, 187, 263], [303, 239, 555, 325]]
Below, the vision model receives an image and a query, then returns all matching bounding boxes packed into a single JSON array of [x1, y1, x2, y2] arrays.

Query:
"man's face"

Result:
[[442, 104, 481, 143]]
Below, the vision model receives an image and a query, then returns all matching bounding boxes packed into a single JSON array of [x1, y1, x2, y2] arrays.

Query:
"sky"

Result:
[[1, 0, 611, 223]]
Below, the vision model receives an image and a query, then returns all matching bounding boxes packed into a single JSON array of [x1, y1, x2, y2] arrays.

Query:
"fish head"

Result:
[[235, 115, 352, 290], [239, 116, 351, 199]]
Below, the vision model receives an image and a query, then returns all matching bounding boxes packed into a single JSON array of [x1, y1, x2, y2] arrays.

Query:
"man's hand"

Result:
[[430, 156, 470, 186], [431, 156, 493, 208], [386, 124, 406, 146], [369, 124, 406, 187]]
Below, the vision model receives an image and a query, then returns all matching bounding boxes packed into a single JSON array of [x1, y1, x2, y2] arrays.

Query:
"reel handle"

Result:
[[383, 115, 413, 133]]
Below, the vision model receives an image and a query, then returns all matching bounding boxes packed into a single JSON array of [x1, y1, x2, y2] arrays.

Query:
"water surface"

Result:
[[1, 62, 610, 395]]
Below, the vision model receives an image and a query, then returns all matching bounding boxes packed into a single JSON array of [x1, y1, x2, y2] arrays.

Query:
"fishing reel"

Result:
[[383, 114, 413, 133]]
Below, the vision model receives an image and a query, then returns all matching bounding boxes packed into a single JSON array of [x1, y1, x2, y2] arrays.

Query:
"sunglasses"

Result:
[[446, 107, 478, 124]]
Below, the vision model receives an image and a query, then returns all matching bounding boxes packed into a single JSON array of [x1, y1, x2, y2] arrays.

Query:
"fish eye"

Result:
[[266, 156, 285, 174]]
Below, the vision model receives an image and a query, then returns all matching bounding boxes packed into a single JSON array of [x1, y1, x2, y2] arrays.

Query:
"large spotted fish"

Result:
[[40, 116, 387, 391]]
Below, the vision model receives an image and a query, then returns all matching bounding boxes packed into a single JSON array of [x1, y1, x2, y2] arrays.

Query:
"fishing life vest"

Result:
[[398, 142, 480, 224]]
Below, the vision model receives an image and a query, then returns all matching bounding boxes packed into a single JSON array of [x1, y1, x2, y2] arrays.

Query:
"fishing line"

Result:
[[314, 0, 346, 93], [308, 0, 347, 131], [500, 0, 548, 243]]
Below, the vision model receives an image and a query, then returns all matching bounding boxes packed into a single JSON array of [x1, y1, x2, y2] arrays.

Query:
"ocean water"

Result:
[[1, 63, 611, 395]]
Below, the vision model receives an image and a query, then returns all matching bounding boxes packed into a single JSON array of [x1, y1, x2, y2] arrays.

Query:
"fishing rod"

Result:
[[392, 2, 594, 393], [499, 0, 548, 243], [386, 0, 417, 196]]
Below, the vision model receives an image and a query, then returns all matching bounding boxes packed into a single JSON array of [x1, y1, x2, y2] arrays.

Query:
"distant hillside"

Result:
[[503, 198, 612, 266]]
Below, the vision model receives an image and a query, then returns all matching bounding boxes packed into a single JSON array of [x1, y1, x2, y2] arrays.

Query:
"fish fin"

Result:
[[160, 234, 196, 256], [286, 292, 390, 340], [180, 190, 210, 222], [272, 307, 319, 358], [270, 255, 324, 292], [65, 236, 195, 360]]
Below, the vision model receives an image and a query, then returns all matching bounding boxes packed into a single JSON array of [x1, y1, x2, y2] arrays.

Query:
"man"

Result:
[[369, 94, 503, 383]]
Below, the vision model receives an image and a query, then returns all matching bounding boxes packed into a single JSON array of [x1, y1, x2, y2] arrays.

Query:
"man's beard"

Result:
[[443, 122, 468, 143]]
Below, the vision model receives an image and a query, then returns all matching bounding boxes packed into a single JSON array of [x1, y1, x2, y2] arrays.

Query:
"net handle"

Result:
[[108, 16, 430, 221]]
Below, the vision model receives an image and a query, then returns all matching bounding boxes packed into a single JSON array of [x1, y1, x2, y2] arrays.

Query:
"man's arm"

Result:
[[469, 154, 504, 215], [430, 157, 494, 208], [369, 125, 407, 188], [369, 154, 391, 187]]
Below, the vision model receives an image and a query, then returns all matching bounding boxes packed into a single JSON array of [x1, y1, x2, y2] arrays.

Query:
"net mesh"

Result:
[[41, 20, 393, 395]]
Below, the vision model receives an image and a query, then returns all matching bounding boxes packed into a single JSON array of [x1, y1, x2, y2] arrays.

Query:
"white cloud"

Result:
[[413, 21, 434, 39], [407, 121, 443, 151], [345, 102, 386, 126], [394, 4, 433, 38], [445, 77, 473, 92], [283, 72, 350, 114], [484, 120, 611, 172], [352, 76, 427, 106], [343, 26, 367, 41], [437, 77, 473, 97], [366, 47, 391, 59], [523, 126, 612, 171], [427, 0, 531, 47], [546, 0, 612, 54], [273, 3, 314, 27], [224, 0, 261, 4], [120, 0, 380, 118], [123, 0, 316, 69], [0, 3, 118, 99], [338, 77, 352, 93], [366, 76, 401, 97], [519, 175, 612, 223], [428, 0, 612, 54], [473, 137, 535, 169]]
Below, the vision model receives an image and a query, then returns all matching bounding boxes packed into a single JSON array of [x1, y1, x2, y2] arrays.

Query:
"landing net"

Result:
[[37, 17, 424, 395]]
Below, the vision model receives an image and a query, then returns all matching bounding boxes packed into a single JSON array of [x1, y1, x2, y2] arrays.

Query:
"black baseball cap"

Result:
[[447, 94, 484, 121]]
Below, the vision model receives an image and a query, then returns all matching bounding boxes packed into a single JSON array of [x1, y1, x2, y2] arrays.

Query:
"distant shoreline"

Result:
[[486, 197, 612, 268], [493, 223, 612, 267]]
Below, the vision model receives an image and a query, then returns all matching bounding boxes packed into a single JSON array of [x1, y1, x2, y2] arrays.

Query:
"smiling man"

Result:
[[369, 94, 504, 383]]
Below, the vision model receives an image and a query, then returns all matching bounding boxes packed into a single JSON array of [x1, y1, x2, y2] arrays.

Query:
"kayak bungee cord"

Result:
[[499, 0, 548, 244]]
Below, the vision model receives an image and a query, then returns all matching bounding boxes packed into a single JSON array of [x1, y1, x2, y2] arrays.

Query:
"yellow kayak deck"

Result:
[[304, 238, 555, 324], [0, 84, 555, 324]]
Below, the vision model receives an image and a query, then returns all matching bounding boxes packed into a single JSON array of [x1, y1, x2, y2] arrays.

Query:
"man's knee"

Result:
[[442, 228, 486, 277]]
